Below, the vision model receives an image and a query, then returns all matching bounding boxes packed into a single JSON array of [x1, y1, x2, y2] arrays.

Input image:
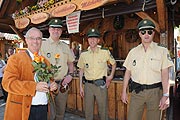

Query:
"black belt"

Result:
[[131, 81, 162, 94], [83, 79, 96, 84], [82, 76, 106, 84]]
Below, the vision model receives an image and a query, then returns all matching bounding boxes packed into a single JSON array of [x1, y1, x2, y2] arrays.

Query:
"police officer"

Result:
[[121, 19, 174, 120], [41, 18, 75, 120], [77, 28, 116, 120]]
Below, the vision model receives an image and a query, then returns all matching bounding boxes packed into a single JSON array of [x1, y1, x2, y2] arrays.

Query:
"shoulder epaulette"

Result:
[[101, 47, 108, 50], [61, 41, 68, 45], [81, 49, 88, 52], [157, 43, 167, 48]]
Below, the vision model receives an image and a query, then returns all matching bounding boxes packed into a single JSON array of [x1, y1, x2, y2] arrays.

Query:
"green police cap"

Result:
[[48, 18, 63, 28], [137, 19, 155, 30], [87, 28, 100, 38]]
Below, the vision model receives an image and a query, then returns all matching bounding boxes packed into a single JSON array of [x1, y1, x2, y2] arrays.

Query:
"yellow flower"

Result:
[[55, 54, 60, 59], [33, 52, 38, 57], [40, 56, 45, 62], [34, 56, 41, 63], [32, 52, 61, 83]]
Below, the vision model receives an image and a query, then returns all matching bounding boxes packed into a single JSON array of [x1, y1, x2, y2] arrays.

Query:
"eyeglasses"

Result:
[[140, 30, 154, 35], [28, 37, 42, 41]]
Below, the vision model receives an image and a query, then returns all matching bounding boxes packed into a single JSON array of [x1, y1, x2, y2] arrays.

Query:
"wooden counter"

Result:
[[66, 77, 169, 120], [66, 78, 130, 120]]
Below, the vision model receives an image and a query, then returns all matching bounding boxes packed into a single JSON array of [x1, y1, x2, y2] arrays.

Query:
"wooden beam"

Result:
[[135, 11, 160, 33], [0, 18, 14, 25], [9, 25, 25, 42], [124, 0, 133, 4], [156, 0, 166, 32], [0, 0, 9, 17]]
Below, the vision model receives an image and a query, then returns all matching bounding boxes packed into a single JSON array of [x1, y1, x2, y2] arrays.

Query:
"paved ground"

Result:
[[0, 99, 5, 119], [0, 99, 85, 120], [0, 86, 85, 120]]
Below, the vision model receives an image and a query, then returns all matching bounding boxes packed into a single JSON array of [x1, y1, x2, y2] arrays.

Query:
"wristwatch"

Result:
[[163, 93, 169, 97]]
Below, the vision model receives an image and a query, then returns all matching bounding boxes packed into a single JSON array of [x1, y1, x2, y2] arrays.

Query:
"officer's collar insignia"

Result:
[[47, 53, 51, 58], [133, 60, 136, 66]]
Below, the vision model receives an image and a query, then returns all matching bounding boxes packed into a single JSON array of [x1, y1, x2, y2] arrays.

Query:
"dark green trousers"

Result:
[[84, 83, 108, 120]]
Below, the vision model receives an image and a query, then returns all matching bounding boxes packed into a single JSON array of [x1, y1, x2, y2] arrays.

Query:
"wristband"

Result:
[[163, 93, 169, 97]]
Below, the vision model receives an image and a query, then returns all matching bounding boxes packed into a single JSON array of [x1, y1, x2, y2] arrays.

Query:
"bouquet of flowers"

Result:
[[32, 52, 61, 100]]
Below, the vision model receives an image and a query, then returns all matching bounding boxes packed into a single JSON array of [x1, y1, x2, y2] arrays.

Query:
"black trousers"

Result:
[[28, 105, 48, 120]]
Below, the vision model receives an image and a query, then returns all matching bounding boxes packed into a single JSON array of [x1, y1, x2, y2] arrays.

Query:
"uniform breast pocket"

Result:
[[97, 59, 107, 69], [150, 58, 161, 71]]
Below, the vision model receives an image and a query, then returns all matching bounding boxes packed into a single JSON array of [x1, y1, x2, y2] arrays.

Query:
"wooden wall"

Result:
[[71, 12, 166, 60]]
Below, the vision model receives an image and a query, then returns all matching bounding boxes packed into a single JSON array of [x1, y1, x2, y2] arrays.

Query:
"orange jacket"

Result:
[[2, 52, 50, 120]]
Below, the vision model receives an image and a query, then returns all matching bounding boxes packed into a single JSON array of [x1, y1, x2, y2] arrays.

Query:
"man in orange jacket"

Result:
[[2, 27, 58, 120]]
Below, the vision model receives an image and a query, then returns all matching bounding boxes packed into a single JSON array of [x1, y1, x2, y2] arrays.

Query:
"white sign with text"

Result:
[[66, 11, 81, 34]]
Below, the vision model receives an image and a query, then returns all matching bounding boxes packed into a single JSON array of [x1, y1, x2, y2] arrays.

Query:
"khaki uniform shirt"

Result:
[[41, 38, 75, 80], [123, 42, 174, 84], [77, 47, 116, 80]]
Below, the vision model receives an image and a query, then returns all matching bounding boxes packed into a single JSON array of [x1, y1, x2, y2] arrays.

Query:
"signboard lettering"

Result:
[[31, 12, 49, 24], [51, 3, 76, 17], [79, 0, 108, 10]]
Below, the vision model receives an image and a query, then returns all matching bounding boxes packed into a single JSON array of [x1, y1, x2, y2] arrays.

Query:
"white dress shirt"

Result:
[[27, 50, 48, 105]]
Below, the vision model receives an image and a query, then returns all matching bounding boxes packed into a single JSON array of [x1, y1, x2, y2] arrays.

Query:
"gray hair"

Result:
[[25, 27, 42, 38]]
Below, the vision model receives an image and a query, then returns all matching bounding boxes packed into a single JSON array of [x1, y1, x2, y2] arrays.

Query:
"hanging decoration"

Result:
[[113, 15, 124, 30]]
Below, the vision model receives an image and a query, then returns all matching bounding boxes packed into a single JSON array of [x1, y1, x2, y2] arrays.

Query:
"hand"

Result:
[[159, 96, 169, 110], [121, 91, 128, 104], [106, 76, 112, 88], [36, 82, 49, 92], [62, 75, 72, 86], [80, 85, 84, 98], [49, 82, 58, 91]]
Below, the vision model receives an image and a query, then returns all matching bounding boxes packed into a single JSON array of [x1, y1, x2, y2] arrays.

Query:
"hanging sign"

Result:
[[79, 0, 108, 10], [15, 17, 30, 29], [31, 12, 49, 24], [66, 11, 81, 34], [51, 3, 76, 17]]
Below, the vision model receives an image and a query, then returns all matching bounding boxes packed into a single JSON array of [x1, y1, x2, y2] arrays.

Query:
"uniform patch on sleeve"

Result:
[[167, 54, 172, 61]]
